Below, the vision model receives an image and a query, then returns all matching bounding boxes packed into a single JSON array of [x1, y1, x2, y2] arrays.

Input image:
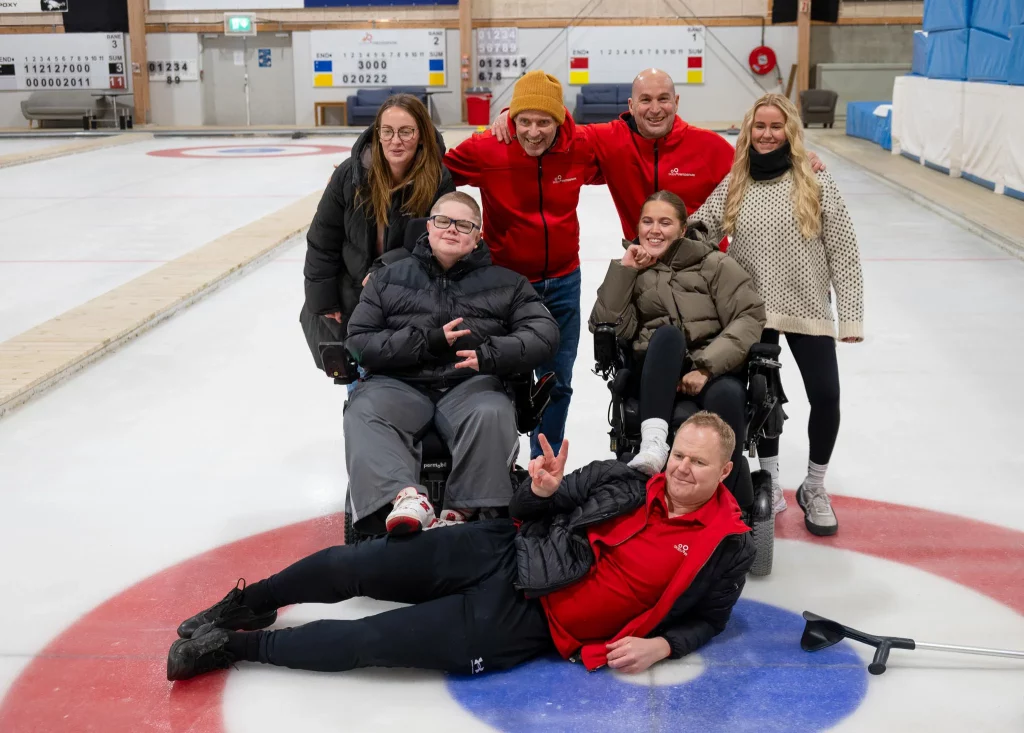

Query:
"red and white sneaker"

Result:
[[385, 488, 436, 536], [426, 508, 468, 530]]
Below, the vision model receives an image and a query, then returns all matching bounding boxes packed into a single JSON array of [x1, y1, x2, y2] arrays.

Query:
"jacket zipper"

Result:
[[653, 142, 660, 193], [438, 273, 449, 387], [537, 157, 550, 281]]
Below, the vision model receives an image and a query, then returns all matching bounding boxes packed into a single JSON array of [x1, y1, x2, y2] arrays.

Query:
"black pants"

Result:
[[241, 520, 552, 675], [638, 325, 747, 494], [757, 328, 840, 465]]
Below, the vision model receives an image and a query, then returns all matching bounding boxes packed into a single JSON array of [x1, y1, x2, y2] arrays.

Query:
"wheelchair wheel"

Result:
[[748, 469, 775, 576]]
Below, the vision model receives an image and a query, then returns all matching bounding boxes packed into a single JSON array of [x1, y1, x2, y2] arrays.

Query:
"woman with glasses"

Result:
[[343, 192, 559, 534], [300, 93, 454, 370]]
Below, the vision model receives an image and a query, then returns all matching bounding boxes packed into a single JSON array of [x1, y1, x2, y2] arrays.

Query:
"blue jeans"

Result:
[[529, 267, 581, 458]]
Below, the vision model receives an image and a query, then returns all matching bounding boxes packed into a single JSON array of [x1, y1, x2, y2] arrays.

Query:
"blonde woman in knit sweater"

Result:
[[688, 93, 864, 537]]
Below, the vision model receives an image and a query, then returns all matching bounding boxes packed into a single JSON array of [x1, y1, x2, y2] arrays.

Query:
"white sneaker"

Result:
[[425, 508, 468, 531], [796, 482, 838, 536], [772, 483, 788, 514], [628, 439, 670, 476], [385, 488, 436, 536]]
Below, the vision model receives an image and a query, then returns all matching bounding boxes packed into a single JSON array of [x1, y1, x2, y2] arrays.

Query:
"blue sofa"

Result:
[[346, 86, 429, 126], [573, 84, 631, 123]]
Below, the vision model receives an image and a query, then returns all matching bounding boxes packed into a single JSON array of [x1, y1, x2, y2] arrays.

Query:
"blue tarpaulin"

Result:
[[927, 28, 970, 79], [1009, 25, 1024, 83], [923, 0, 974, 30], [967, 28, 1011, 81], [969, 0, 1024, 37], [845, 101, 892, 151], [912, 31, 931, 75]]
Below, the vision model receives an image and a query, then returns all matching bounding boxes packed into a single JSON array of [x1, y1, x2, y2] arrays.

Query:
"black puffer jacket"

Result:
[[302, 125, 455, 320], [345, 237, 560, 386], [510, 460, 755, 662]]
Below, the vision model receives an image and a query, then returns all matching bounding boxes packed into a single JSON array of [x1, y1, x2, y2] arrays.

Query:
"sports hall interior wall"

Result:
[[0, 1, 923, 129]]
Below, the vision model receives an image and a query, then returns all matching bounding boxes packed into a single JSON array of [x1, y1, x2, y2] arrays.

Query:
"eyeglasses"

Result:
[[379, 126, 418, 142], [429, 214, 480, 234]]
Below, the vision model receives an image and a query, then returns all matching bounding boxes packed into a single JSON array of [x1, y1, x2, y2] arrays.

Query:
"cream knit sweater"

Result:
[[689, 170, 864, 341]]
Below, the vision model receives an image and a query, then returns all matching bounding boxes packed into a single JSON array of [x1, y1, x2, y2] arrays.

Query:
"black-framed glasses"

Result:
[[379, 126, 418, 142], [429, 214, 480, 234]]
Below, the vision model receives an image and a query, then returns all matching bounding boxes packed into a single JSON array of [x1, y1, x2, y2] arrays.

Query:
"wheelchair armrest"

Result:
[[749, 342, 782, 360], [507, 371, 556, 434], [593, 323, 633, 381], [319, 342, 360, 385]]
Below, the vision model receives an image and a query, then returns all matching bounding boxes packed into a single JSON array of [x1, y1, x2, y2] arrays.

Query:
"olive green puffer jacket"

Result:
[[588, 225, 766, 376]]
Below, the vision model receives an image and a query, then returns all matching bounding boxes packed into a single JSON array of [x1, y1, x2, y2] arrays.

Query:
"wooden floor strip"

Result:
[[0, 192, 320, 418]]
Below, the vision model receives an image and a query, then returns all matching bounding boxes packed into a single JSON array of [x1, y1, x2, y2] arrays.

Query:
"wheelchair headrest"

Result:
[[404, 218, 429, 252]]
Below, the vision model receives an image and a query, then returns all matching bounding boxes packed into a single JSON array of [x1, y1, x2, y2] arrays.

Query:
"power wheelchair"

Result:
[[592, 324, 786, 576], [321, 216, 555, 542]]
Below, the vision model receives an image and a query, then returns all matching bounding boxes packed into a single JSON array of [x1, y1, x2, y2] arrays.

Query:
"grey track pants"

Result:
[[343, 375, 519, 523]]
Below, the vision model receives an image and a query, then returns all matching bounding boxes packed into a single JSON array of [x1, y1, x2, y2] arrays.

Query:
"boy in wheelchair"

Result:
[[341, 192, 560, 536], [589, 191, 768, 502]]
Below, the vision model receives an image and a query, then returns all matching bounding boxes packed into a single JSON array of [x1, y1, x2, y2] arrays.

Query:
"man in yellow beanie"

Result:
[[444, 70, 600, 460]]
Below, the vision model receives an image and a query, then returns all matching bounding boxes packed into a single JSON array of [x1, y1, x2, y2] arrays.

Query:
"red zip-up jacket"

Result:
[[561, 475, 749, 671], [583, 113, 735, 241], [444, 111, 599, 283]]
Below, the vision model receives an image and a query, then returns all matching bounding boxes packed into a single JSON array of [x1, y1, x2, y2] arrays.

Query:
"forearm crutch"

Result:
[[800, 611, 1024, 675]]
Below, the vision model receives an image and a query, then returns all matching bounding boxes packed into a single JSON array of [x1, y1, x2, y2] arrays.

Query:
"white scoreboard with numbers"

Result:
[[475, 27, 527, 86], [566, 26, 706, 85], [148, 59, 199, 83], [310, 29, 446, 88], [0, 33, 127, 91]]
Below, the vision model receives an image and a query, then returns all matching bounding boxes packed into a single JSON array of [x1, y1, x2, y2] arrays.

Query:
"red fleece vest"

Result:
[[542, 475, 749, 671]]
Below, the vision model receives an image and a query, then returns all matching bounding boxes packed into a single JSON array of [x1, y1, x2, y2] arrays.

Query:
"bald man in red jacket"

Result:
[[492, 68, 823, 242]]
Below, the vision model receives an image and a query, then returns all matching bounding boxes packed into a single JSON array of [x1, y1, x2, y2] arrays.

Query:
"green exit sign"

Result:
[[224, 13, 256, 36]]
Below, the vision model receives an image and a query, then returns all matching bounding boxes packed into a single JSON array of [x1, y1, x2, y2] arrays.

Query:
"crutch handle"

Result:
[[868, 637, 916, 675]]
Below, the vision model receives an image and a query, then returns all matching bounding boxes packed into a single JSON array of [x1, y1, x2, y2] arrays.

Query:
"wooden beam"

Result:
[[460, 0, 472, 124], [127, 0, 151, 125], [796, 0, 811, 104], [0, 25, 63, 34]]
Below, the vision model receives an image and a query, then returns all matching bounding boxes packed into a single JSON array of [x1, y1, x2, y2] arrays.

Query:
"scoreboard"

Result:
[[310, 29, 446, 88], [566, 26, 706, 86], [0, 33, 128, 91]]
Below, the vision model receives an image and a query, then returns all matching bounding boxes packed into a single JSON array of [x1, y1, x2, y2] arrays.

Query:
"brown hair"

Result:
[[431, 191, 481, 224], [679, 411, 736, 464], [359, 94, 444, 233], [639, 190, 688, 231]]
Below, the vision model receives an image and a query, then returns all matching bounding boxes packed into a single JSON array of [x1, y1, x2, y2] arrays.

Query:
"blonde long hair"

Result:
[[359, 94, 444, 232], [723, 94, 821, 240]]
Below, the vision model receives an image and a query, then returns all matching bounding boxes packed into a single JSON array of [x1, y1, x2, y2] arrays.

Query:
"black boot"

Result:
[[167, 624, 236, 681], [176, 579, 277, 639]]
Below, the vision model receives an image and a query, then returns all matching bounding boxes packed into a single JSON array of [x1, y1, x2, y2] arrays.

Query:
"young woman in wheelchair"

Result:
[[589, 190, 766, 491], [344, 192, 560, 536]]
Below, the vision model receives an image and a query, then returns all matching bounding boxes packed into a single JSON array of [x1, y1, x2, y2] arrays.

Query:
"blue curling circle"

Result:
[[446, 599, 868, 732]]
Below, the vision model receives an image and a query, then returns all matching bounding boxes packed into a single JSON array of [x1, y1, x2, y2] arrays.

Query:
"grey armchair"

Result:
[[799, 89, 839, 128]]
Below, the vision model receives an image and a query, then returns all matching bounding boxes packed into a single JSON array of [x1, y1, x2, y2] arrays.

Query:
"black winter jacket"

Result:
[[302, 126, 455, 320], [345, 238, 560, 387], [510, 459, 755, 661]]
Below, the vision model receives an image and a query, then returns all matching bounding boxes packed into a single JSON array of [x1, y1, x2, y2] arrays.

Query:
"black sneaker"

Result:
[[176, 579, 277, 639], [167, 623, 235, 681]]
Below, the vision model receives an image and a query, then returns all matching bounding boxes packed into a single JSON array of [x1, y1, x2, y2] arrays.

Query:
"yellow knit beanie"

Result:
[[510, 70, 565, 125]]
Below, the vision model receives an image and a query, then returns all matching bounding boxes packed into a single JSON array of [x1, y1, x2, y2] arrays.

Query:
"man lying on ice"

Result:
[[167, 411, 755, 680]]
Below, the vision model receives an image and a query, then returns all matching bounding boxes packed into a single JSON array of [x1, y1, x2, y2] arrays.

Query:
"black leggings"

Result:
[[757, 328, 840, 465], [237, 520, 552, 675], [639, 325, 747, 491]]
